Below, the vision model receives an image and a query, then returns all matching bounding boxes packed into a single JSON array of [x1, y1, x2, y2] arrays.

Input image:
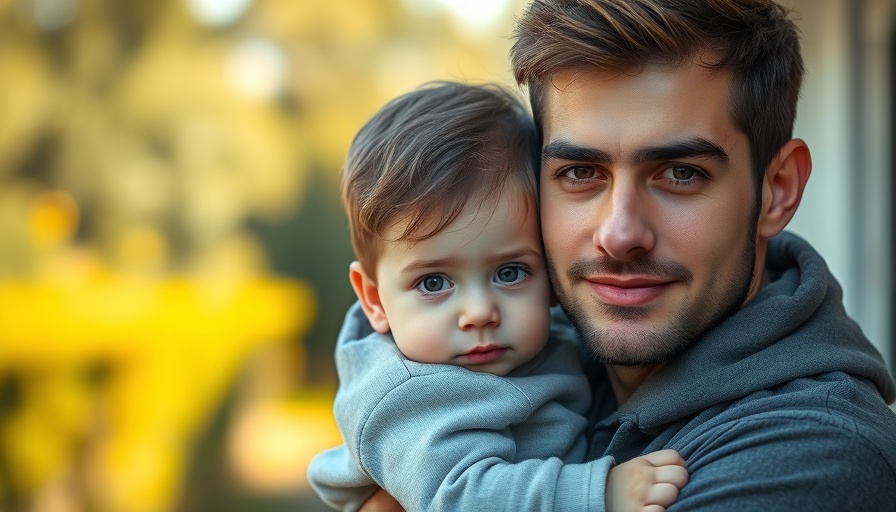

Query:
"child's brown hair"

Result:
[[341, 81, 538, 279]]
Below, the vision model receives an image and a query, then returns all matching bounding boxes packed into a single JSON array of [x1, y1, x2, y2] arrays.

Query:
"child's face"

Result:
[[373, 187, 551, 376]]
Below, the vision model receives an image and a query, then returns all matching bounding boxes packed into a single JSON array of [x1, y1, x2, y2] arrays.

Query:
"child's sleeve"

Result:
[[354, 371, 615, 512], [306, 444, 378, 511], [322, 302, 613, 511]]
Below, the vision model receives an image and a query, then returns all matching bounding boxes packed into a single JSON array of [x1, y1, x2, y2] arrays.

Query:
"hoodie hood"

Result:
[[621, 231, 896, 429]]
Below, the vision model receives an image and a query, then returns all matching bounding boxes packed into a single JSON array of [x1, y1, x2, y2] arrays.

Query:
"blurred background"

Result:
[[0, 0, 892, 511]]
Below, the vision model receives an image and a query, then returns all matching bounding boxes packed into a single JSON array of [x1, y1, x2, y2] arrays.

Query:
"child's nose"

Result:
[[458, 290, 500, 330]]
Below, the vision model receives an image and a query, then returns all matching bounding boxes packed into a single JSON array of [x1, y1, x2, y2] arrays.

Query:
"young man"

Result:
[[511, 0, 896, 509], [360, 0, 896, 510]]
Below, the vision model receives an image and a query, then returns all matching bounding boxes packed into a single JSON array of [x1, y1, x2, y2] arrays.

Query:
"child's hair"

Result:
[[341, 81, 539, 279]]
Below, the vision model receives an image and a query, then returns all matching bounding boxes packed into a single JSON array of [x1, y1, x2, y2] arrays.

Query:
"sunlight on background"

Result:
[[404, 0, 513, 34], [185, 0, 252, 27], [0, 0, 526, 510]]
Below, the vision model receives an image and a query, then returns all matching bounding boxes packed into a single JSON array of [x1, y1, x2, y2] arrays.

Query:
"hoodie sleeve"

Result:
[[355, 370, 614, 512], [307, 445, 379, 511], [325, 303, 613, 512]]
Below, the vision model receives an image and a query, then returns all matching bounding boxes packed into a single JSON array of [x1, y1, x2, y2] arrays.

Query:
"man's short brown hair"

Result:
[[341, 81, 538, 278], [511, 0, 804, 189]]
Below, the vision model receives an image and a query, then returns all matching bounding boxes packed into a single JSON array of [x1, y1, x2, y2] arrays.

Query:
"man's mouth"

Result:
[[585, 276, 674, 307], [461, 345, 508, 365]]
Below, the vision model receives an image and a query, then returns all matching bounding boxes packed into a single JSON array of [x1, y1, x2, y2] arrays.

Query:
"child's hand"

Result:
[[359, 488, 404, 512], [605, 449, 689, 512]]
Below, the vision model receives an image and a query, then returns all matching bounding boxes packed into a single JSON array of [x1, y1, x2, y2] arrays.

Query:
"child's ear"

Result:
[[349, 261, 390, 334], [758, 138, 812, 239]]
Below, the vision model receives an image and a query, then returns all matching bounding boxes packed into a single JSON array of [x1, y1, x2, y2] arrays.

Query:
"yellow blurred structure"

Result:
[[0, 185, 321, 511], [0, 275, 315, 511], [228, 390, 342, 494]]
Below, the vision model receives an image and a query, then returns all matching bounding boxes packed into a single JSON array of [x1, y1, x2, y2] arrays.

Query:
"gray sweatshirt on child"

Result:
[[307, 303, 613, 512]]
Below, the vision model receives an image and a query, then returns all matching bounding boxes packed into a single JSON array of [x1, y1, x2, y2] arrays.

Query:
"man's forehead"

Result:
[[539, 63, 738, 155], [544, 61, 730, 104]]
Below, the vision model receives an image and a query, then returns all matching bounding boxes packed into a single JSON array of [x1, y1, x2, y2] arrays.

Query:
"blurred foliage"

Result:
[[0, 0, 523, 510]]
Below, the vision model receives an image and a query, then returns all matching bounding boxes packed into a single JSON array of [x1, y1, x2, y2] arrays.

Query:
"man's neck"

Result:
[[606, 364, 664, 405]]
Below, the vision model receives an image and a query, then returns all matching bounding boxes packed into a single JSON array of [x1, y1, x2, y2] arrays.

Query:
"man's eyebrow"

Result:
[[541, 137, 730, 165], [542, 141, 611, 163], [633, 137, 730, 165]]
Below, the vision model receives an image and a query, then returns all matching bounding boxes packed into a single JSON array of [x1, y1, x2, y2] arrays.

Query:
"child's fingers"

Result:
[[646, 482, 681, 507], [639, 449, 687, 468], [655, 464, 689, 489], [642, 506, 668, 512]]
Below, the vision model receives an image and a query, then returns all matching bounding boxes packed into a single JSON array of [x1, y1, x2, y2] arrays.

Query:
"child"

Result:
[[307, 81, 688, 512]]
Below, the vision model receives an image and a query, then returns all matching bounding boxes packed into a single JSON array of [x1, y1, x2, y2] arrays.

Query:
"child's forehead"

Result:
[[378, 188, 542, 268], [384, 182, 536, 243]]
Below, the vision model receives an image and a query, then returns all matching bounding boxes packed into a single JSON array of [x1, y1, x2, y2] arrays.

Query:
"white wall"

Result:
[[784, 0, 893, 370]]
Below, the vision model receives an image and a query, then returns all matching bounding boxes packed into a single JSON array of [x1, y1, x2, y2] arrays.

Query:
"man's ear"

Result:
[[349, 261, 391, 334], [758, 138, 812, 239]]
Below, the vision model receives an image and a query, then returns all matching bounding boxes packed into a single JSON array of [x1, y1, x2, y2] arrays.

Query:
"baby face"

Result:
[[373, 186, 551, 376]]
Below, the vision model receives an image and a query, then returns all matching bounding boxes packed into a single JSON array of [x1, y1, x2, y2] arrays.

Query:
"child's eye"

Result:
[[494, 265, 529, 286], [417, 274, 452, 293]]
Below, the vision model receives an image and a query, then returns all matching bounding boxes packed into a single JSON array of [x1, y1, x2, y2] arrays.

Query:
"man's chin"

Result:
[[565, 310, 695, 366]]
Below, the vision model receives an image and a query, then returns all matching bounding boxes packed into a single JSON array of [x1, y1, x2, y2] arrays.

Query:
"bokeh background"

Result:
[[0, 0, 892, 511]]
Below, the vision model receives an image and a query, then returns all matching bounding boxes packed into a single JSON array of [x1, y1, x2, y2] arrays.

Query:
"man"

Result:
[[362, 0, 896, 509]]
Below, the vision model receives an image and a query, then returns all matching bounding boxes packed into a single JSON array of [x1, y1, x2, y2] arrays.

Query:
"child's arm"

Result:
[[307, 444, 380, 511], [356, 377, 688, 512], [355, 450, 688, 512], [319, 304, 688, 511], [356, 373, 616, 511]]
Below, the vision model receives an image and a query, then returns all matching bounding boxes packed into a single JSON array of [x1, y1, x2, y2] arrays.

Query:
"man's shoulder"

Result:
[[673, 417, 896, 511], [668, 372, 896, 510], [672, 371, 896, 471]]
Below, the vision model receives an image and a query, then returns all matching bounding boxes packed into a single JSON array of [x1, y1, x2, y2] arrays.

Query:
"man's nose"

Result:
[[458, 289, 500, 330], [593, 180, 655, 260]]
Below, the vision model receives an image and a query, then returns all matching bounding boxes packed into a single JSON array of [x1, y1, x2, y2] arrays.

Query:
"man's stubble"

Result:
[[547, 223, 757, 367]]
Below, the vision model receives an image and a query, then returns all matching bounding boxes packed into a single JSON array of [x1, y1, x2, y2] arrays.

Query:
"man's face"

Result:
[[539, 62, 761, 366]]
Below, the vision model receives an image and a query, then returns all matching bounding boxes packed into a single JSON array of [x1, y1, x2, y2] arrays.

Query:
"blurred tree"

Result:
[[0, 0, 525, 509], [247, 167, 354, 385]]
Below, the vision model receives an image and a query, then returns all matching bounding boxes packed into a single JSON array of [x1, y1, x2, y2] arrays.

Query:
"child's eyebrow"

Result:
[[488, 248, 543, 265], [400, 257, 463, 275], [399, 248, 543, 275]]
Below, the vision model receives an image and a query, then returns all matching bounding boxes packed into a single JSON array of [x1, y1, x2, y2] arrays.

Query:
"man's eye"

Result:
[[563, 166, 596, 180], [494, 265, 528, 286], [655, 165, 707, 189], [417, 275, 451, 293], [669, 166, 697, 180]]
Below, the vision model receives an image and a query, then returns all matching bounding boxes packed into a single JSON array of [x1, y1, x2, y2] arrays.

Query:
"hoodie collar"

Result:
[[618, 232, 895, 429]]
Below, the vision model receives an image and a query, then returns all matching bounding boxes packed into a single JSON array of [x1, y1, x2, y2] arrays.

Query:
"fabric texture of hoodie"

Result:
[[582, 232, 896, 510], [307, 303, 614, 512]]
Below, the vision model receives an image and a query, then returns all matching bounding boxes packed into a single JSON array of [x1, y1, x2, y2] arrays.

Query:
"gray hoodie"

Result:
[[308, 303, 614, 511], [583, 232, 896, 510]]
